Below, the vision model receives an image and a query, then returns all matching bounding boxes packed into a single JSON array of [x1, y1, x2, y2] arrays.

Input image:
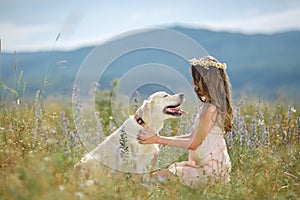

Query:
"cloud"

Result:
[[2, 2, 300, 52], [202, 7, 300, 33], [0, 22, 59, 51]]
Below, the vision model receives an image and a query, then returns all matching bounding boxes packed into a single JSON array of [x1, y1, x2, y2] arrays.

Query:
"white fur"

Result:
[[72, 91, 184, 182]]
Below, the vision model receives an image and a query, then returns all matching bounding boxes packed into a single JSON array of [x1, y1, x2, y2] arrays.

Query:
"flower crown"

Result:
[[189, 58, 227, 70]]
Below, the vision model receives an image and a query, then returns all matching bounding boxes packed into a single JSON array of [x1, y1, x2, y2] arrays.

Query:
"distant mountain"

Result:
[[1, 26, 299, 101], [173, 27, 300, 100]]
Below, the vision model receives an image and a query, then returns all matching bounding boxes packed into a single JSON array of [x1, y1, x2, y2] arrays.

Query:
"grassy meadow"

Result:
[[0, 86, 299, 200]]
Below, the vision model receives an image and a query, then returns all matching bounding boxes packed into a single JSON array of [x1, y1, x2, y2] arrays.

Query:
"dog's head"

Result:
[[136, 91, 187, 130]]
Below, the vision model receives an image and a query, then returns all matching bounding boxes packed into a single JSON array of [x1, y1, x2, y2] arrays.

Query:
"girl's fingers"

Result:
[[139, 129, 147, 134], [137, 132, 147, 141], [138, 128, 156, 143], [138, 140, 147, 144]]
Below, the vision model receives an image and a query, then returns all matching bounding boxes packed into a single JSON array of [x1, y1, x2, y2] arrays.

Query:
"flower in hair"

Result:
[[189, 58, 227, 70]]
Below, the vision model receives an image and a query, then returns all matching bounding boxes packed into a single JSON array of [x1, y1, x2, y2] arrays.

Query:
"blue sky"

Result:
[[1, 0, 300, 52]]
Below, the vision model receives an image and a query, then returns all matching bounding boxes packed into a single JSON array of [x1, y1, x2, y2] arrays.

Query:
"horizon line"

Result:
[[1, 24, 299, 53]]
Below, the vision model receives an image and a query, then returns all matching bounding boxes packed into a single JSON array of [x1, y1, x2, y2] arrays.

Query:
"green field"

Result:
[[0, 89, 299, 199]]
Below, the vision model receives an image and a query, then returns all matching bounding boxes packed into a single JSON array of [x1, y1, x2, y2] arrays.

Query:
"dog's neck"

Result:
[[134, 114, 146, 128], [134, 113, 164, 132]]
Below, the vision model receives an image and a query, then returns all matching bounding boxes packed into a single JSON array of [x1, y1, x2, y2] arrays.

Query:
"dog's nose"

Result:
[[179, 93, 184, 100]]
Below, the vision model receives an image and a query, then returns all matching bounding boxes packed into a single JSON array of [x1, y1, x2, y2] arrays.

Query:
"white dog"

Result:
[[72, 91, 186, 182]]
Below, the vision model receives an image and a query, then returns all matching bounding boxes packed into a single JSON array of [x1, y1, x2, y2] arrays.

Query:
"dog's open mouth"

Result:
[[163, 104, 188, 117]]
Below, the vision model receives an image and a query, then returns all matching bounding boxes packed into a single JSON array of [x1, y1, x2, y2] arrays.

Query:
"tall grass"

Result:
[[0, 92, 299, 199]]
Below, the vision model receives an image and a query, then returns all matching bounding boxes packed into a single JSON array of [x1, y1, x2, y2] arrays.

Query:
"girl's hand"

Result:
[[137, 127, 159, 144]]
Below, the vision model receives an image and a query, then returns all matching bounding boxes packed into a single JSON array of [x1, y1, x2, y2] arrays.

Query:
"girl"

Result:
[[137, 56, 233, 188]]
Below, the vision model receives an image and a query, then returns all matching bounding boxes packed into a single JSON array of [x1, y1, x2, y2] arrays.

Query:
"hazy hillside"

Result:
[[1, 26, 299, 101], [173, 27, 300, 98]]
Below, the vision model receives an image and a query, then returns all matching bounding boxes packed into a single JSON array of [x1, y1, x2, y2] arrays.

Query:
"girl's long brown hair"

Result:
[[191, 56, 233, 132]]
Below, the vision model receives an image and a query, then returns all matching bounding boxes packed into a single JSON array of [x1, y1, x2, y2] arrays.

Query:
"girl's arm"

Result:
[[138, 104, 217, 150]]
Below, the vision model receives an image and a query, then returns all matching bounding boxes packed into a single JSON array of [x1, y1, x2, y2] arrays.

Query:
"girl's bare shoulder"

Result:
[[200, 103, 217, 114]]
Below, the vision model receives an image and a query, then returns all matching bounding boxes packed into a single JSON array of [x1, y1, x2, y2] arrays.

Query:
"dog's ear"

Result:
[[136, 99, 153, 124]]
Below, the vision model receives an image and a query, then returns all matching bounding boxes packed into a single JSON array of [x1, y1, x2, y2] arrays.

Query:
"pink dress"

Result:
[[168, 104, 231, 188]]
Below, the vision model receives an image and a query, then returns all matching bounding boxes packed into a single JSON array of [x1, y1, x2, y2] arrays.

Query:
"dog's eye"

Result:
[[163, 94, 169, 98]]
